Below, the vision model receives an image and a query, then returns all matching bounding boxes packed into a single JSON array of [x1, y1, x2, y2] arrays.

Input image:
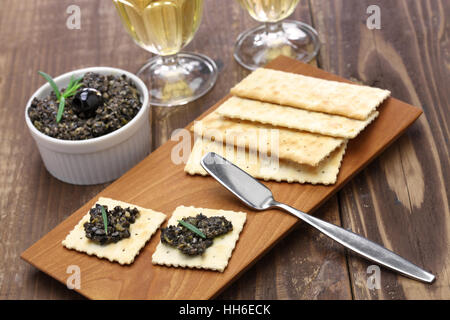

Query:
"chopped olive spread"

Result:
[[29, 72, 142, 140], [84, 204, 140, 245], [160, 214, 233, 255]]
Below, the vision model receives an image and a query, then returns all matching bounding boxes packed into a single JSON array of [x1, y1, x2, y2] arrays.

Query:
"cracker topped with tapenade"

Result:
[[152, 206, 247, 272], [62, 197, 166, 265]]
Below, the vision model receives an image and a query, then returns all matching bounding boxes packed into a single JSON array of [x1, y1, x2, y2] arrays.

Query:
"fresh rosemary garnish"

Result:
[[178, 219, 206, 239], [38, 71, 83, 123], [100, 205, 108, 235]]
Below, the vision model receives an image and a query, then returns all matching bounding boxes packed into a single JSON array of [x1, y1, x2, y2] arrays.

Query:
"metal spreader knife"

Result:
[[201, 152, 435, 284]]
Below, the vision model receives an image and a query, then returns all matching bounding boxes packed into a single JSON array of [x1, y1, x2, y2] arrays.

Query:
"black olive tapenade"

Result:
[[84, 204, 140, 245], [160, 214, 233, 256], [28, 72, 142, 140]]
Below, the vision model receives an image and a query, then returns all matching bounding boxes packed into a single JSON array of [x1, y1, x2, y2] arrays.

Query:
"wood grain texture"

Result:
[[0, 0, 447, 300], [310, 0, 449, 299], [20, 56, 422, 300]]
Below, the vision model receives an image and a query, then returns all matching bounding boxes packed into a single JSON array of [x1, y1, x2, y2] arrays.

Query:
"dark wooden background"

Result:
[[0, 0, 448, 300]]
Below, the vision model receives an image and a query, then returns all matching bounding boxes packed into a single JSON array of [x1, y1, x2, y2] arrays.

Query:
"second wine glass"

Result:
[[234, 0, 320, 70], [113, 0, 218, 107]]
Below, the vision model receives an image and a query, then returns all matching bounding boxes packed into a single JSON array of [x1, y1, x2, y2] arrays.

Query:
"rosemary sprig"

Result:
[[56, 96, 65, 124], [100, 205, 108, 235], [38, 71, 83, 123], [178, 219, 206, 239]]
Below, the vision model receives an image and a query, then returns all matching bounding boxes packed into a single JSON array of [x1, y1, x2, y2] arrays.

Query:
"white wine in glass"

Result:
[[113, 0, 218, 107], [234, 0, 320, 70]]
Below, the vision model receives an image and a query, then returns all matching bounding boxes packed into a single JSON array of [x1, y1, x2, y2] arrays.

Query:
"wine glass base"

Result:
[[234, 20, 321, 70], [137, 52, 218, 107]]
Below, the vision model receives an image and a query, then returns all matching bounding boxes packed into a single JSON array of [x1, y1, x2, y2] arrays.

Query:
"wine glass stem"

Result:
[[160, 54, 179, 68], [264, 21, 283, 35]]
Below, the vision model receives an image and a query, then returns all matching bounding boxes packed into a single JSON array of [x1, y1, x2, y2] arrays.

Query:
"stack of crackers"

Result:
[[185, 68, 391, 185]]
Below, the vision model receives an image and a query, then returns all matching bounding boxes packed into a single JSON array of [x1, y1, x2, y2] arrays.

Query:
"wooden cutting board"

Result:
[[21, 56, 422, 300]]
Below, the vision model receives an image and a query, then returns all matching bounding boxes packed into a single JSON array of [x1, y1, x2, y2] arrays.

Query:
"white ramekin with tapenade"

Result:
[[25, 67, 151, 185]]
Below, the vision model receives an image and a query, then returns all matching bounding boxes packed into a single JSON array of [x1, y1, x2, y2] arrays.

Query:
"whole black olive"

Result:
[[72, 88, 103, 118]]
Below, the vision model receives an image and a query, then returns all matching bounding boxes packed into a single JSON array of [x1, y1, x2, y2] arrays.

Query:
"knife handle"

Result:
[[273, 201, 435, 284]]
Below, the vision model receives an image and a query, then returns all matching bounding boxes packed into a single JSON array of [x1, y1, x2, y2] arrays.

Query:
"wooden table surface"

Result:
[[0, 0, 448, 300]]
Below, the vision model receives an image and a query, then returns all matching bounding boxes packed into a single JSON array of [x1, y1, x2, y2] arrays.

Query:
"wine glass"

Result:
[[234, 0, 320, 70], [113, 0, 218, 107]]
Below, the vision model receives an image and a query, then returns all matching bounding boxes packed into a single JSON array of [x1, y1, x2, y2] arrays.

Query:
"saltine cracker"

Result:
[[217, 96, 379, 139], [185, 138, 347, 185], [230, 68, 390, 120], [62, 197, 166, 265], [193, 111, 345, 167], [152, 206, 247, 272]]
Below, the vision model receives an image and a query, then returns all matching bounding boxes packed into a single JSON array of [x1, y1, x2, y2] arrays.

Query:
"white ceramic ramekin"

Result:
[[25, 67, 151, 185]]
